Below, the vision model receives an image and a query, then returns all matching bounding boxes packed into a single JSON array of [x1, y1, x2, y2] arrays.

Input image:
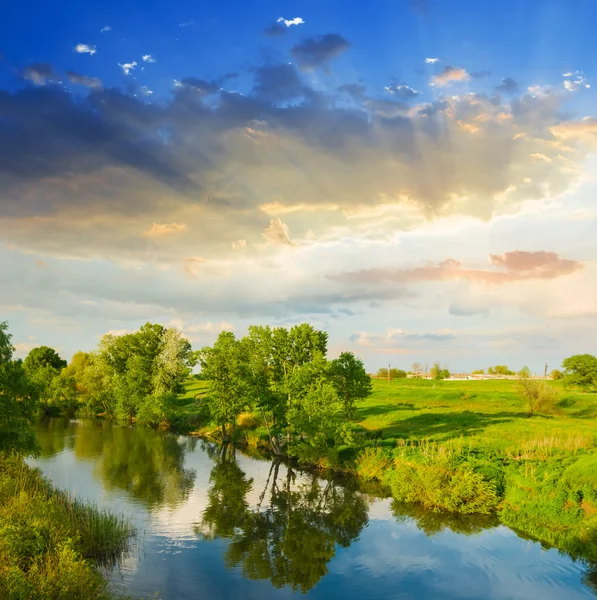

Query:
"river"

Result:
[[29, 418, 597, 600]]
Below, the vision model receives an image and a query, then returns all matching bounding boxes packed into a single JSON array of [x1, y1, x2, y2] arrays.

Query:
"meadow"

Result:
[[180, 376, 597, 564]]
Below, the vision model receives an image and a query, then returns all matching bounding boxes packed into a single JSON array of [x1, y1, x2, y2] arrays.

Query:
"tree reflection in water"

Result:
[[196, 444, 369, 593], [35, 418, 197, 509]]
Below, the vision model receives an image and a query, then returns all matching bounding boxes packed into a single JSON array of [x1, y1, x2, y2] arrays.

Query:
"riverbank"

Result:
[[0, 455, 134, 599], [182, 377, 597, 564]]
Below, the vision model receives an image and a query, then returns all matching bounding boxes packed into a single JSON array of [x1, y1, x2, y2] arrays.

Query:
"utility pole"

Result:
[[544, 363, 548, 379], [388, 362, 391, 386]]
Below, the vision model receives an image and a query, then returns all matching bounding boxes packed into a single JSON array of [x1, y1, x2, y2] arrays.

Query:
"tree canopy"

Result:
[[562, 354, 597, 390]]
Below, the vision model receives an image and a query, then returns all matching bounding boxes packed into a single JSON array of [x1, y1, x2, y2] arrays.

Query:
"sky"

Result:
[[1, 0, 596, 373]]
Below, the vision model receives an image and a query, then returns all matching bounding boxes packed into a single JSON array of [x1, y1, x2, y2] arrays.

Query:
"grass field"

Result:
[[354, 378, 596, 447]]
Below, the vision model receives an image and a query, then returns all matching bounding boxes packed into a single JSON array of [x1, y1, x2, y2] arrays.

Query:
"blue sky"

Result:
[[1, 0, 596, 372]]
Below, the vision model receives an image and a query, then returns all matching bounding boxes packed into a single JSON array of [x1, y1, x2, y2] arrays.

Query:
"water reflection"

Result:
[[197, 444, 369, 592], [31, 419, 597, 600], [36, 418, 196, 508]]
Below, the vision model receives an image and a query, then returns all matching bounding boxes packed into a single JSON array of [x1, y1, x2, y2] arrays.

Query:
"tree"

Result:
[[471, 369, 484, 375], [411, 362, 422, 378], [329, 352, 372, 418], [390, 368, 407, 379], [562, 354, 597, 390], [551, 369, 563, 380], [377, 367, 389, 379], [199, 331, 249, 440], [430, 363, 450, 380], [516, 373, 559, 415], [0, 322, 38, 454], [23, 346, 68, 411], [518, 365, 532, 378]]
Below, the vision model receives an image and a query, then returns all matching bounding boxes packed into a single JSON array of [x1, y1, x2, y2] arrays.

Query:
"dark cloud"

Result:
[[291, 34, 350, 70], [263, 22, 286, 37], [489, 250, 578, 273], [66, 71, 102, 89], [178, 78, 220, 96], [253, 64, 304, 101], [338, 83, 367, 101], [495, 77, 518, 95]]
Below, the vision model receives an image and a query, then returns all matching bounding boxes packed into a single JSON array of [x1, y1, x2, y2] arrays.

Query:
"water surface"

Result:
[[30, 419, 597, 600]]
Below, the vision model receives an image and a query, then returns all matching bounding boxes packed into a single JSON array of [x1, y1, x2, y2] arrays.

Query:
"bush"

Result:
[[355, 447, 391, 481], [383, 461, 499, 514], [516, 376, 560, 415]]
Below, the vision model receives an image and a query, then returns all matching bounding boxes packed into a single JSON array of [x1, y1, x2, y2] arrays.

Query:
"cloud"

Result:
[[278, 16, 305, 27], [21, 63, 58, 86], [470, 70, 491, 80], [74, 44, 97, 55], [331, 251, 582, 286], [119, 61, 137, 75], [495, 77, 518, 94], [142, 54, 156, 63], [100, 25, 111, 33], [291, 34, 350, 70], [253, 63, 304, 101], [384, 83, 420, 99], [431, 66, 470, 87], [140, 86, 153, 96], [425, 57, 439, 64], [66, 71, 102, 89], [143, 223, 187, 237], [0, 63, 595, 267], [262, 218, 293, 245], [449, 298, 492, 317], [264, 22, 286, 37], [179, 20, 195, 27], [561, 70, 590, 92]]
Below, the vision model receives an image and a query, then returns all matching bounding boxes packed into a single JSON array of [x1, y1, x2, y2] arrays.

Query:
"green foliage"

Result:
[[471, 369, 485, 374], [199, 331, 250, 439], [0, 322, 38, 455], [383, 461, 498, 514], [328, 351, 372, 418], [518, 365, 532, 377], [488, 365, 514, 375], [355, 447, 391, 481], [551, 369, 564, 380], [78, 323, 195, 423], [516, 374, 560, 415], [562, 354, 597, 390], [0, 456, 133, 599]]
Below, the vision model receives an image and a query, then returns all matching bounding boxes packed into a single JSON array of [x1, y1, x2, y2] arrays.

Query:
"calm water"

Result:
[[30, 419, 597, 600]]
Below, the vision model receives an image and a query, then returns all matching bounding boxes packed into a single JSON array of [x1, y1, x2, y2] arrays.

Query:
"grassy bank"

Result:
[[0, 456, 134, 599], [182, 377, 597, 563]]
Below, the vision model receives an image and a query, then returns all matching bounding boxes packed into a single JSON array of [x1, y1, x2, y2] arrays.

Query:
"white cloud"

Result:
[[142, 54, 156, 63], [100, 25, 111, 33], [74, 44, 96, 55], [232, 239, 247, 249], [277, 16, 305, 27], [262, 218, 294, 246], [118, 61, 138, 75], [425, 57, 439, 64], [143, 222, 187, 237], [430, 66, 469, 86], [140, 86, 153, 96], [179, 20, 195, 27], [562, 70, 590, 92]]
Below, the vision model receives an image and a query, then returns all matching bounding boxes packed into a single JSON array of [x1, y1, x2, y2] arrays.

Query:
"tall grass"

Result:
[[0, 455, 134, 599]]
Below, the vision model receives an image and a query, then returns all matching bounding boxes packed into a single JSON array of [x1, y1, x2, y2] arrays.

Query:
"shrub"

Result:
[[383, 461, 498, 514], [355, 447, 391, 481], [237, 412, 258, 430], [516, 375, 560, 415]]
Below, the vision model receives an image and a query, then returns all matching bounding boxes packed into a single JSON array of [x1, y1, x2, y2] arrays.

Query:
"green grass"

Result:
[[0, 456, 134, 599]]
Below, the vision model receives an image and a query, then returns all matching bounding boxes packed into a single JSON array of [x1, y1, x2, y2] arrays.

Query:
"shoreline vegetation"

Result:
[[2, 318, 597, 596]]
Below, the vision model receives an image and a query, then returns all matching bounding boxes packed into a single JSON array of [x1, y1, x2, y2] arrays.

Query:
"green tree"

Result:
[[390, 368, 407, 379], [23, 345, 68, 411], [562, 354, 597, 390], [0, 322, 38, 454], [199, 331, 250, 440], [518, 365, 532, 377], [430, 363, 450, 380], [329, 352, 372, 418], [551, 369, 563, 380]]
